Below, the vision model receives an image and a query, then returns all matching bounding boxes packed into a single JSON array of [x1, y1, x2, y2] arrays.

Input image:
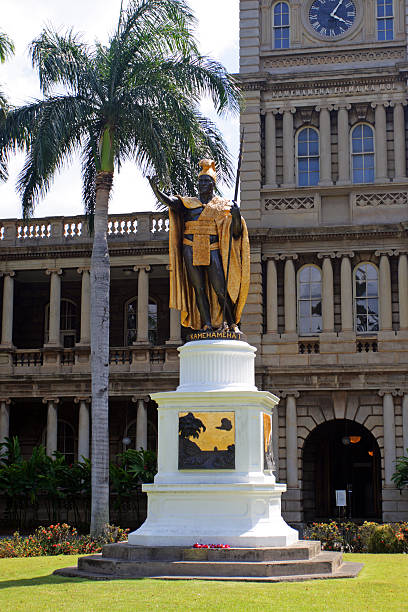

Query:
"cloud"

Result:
[[0, 0, 239, 219]]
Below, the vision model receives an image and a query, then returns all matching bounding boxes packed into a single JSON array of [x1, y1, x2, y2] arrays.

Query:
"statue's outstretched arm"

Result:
[[231, 201, 243, 240], [148, 176, 180, 211]]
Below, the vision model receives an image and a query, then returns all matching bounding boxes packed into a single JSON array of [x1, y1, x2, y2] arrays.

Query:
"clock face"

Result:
[[309, 0, 357, 38]]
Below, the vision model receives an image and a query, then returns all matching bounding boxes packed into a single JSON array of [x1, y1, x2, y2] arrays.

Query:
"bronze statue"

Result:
[[148, 160, 250, 331]]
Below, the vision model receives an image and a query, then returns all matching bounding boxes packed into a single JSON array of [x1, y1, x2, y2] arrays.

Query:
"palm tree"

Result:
[[0, 0, 240, 536], [0, 31, 14, 180]]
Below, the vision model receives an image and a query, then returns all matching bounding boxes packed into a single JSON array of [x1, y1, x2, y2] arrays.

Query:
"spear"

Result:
[[222, 129, 245, 327]]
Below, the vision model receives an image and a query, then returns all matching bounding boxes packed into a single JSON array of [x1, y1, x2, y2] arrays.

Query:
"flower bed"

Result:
[[0, 523, 128, 558], [304, 521, 408, 553]]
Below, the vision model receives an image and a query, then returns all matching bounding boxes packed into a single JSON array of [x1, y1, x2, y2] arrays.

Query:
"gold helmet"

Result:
[[198, 159, 217, 184]]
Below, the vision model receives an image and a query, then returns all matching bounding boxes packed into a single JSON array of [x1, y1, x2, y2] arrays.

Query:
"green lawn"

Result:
[[0, 554, 407, 611]]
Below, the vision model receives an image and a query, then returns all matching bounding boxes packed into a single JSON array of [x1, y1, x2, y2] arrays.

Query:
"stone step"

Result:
[[77, 551, 342, 579], [101, 540, 321, 563]]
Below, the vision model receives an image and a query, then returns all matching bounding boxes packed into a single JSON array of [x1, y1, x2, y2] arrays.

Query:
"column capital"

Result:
[[133, 265, 151, 273], [280, 390, 300, 399], [392, 249, 408, 256], [371, 101, 390, 109], [315, 105, 333, 112], [378, 389, 395, 398], [278, 253, 298, 261], [335, 251, 355, 259], [0, 271, 15, 278], [132, 395, 150, 403], [45, 268, 62, 276], [74, 396, 91, 404], [0, 398, 11, 405], [375, 249, 394, 257], [77, 267, 90, 275], [335, 103, 352, 111], [42, 397, 60, 404], [278, 106, 296, 115], [317, 252, 336, 259]]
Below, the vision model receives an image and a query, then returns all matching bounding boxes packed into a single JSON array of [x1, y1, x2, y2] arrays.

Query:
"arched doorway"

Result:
[[302, 419, 381, 522]]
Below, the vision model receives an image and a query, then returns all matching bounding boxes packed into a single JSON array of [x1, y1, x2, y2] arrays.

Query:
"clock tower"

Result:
[[239, 1, 408, 527]]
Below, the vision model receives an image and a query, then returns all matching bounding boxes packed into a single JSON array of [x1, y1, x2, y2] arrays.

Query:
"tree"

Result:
[[0, 30, 14, 180], [392, 452, 408, 490], [0, 0, 240, 536]]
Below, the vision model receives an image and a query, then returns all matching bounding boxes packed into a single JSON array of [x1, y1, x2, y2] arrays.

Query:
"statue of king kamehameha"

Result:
[[148, 159, 250, 332]]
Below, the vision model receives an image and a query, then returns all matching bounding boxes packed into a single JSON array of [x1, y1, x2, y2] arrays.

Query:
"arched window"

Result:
[[125, 297, 159, 345], [297, 128, 319, 187], [351, 124, 375, 184], [273, 2, 290, 49], [123, 419, 157, 452], [58, 420, 76, 464], [298, 265, 322, 335], [354, 263, 379, 333], [377, 0, 394, 41], [44, 298, 78, 347]]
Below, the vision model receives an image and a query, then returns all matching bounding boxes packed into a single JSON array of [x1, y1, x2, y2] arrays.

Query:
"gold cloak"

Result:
[[168, 196, 250, 330]]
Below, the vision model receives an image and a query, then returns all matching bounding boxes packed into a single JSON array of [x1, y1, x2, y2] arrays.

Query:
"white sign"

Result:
[[336, 490, 347, 507]]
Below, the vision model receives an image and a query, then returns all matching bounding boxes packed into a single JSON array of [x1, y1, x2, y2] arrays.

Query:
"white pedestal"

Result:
[[128, 340, 298, 548]]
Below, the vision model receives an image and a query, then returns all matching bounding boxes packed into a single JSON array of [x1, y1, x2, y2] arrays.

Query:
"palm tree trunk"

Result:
[[90, 170, 113, 537]]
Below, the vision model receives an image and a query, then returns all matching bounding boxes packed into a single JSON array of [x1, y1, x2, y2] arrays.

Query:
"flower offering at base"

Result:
[[193, 543, 231, 549]]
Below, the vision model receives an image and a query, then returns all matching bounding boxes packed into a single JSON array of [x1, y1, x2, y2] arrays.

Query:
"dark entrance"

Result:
[[302, 419, 381, 522]]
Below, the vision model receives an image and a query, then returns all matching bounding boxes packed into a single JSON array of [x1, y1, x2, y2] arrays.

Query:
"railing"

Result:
[[12, 350, 44, 366], [298, 341, 320, 355], [109, 349, 133, 365], [356, 339, 378, 353], [0, 212, 169, 247]]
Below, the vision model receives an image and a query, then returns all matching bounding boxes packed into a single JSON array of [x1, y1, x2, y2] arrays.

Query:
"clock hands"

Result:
[[330, 0, 345, 19], [331, 14, 347, 24]]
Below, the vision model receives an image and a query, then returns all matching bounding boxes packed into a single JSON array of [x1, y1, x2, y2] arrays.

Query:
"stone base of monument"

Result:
[[56, 339, 362, 581], [55, 541, 363, 581]]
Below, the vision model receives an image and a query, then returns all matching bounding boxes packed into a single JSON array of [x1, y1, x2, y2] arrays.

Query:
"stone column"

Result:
[[340, 255, 354, 332], [44, 398, 59, 458], [1, 272, 15, 347], [46, 269, 62, 346], [75, 397, 90, 461], [380, 391, 396, 485], [284, 392, 299, 488], [284, 258, 296, 334], [372, 102, 389, 183], [402, 393, 408, 455], [167, 308, 181, 344], [0, 399, 11, 446], [272, 405, 279, 479], [282, 108, 295, 188], [337, 104, 351, 185], [393, 102, 407, 182], [135, 398, 148, 450], [134, 266, 151, 343], [266, 259, 278, 334], [321, 256, 334, 333], [317, 106, 332, 186], [265, 110, 277, 187], [379, 254, 392, 331], [77, 268, 91, 345], [398, 253, 408, 331]]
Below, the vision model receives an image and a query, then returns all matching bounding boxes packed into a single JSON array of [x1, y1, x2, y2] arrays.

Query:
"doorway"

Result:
[[302, 419, 381, 522]]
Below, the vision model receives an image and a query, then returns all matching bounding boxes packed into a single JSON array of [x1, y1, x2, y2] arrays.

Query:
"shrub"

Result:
[[304, 520, 408, 554], [0, 523, 129, 558]]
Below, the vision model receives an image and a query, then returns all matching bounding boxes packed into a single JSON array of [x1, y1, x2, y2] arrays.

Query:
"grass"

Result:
[[0, 554, 407, 611]]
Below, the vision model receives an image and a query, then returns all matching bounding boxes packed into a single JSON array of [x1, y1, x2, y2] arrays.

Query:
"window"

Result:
[[354, 263, 379, 333], [351, 124, 375, 184], [44, 298, 78, 347], [125, 298, 159, 345], [273, 2, 290, 49], [297, 128, 319, 187], [58, 421, 76, 464], [298, 266, 322, 335], [377, 0, 394, 41]]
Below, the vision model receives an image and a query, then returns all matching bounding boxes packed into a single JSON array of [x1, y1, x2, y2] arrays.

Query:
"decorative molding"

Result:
[[355, 192, 408, 208], [265, 196, 315, 211], [261, 48, 406, 70]]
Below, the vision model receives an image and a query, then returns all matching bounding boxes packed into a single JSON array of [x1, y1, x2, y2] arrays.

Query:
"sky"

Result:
[[0, 0, 239, 220]]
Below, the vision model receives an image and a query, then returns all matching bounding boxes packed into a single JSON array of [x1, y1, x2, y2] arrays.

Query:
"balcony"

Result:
[[0, 212, 169, 248]]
